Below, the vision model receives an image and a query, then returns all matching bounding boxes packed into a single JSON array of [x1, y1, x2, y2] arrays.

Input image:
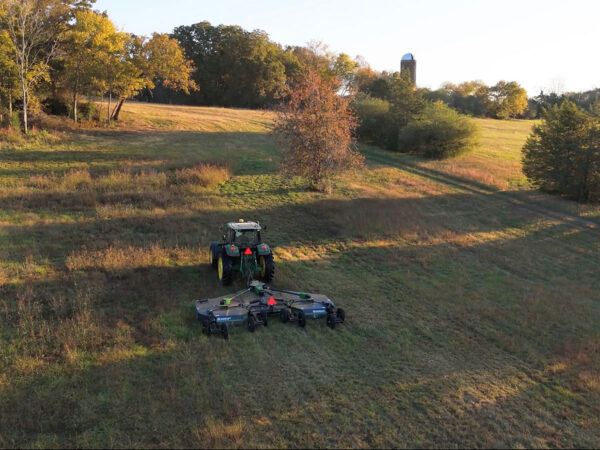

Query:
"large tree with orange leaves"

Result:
[[274, 71, 363, 192]]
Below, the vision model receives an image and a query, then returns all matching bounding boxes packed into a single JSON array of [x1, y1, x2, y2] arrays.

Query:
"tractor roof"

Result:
[[227, 221, 261, 231]]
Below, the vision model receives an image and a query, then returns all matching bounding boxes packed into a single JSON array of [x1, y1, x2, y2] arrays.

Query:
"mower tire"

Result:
[[218, 253, 233, 286], [280, 308, 289, 323], [336, 308, 346, 323], [205, 320, 215, 337], [298, 310, 306, 328], [327, 313, 336, 329], [220, 323, 229, 340]]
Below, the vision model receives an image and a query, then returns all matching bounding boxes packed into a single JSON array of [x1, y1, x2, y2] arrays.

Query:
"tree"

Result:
[[0, 29, 20, 122], [352, 93, 395, 148], [386, 71, 426, 145], [589, 100, 600, 118], [437, 80, 490, 117], [354, 64, 377, 94], [172, 22, 285, 108], [522, 101, 600, 202], [0, 0, 75, 133], [488, 81, 528, 119], [91, 24, 129, 123], [273, 71, 363, 192], [109, 33, 197, 121], [60, 10, 120, 122], [331, 53, 356, 94]]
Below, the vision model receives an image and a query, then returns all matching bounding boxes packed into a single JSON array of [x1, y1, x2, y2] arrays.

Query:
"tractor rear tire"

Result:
[[209, 242, 220, 268], [260, 254, 275, 283], [218, 253, 233, 286]]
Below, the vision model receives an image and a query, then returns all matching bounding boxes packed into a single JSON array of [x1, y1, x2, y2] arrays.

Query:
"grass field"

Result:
[[1, 103, 599, 448]]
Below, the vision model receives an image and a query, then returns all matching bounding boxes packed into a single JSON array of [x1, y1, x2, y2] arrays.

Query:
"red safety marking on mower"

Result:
[[268, 296, 277, 306], [244, 248, 252, 255]]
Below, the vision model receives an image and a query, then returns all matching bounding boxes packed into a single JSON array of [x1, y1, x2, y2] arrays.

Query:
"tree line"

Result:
[[0, 0, 195, 133], [142, 21, 361, 108], [525, 88, 600, 119], [1, 2, 598, 137], [1, 2, 596, 202]]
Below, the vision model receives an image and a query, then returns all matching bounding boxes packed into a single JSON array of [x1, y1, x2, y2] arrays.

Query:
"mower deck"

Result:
[[195, 281, 345, 339]]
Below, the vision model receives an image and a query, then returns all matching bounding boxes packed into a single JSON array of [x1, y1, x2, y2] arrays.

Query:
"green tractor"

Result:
[[209, 220, 275, 286]]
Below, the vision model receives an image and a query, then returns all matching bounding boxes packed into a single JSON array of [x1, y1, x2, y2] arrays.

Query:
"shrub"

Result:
[[522, 101, 600, 202], [174, 164, 230, 188], [96, 170, 132, 192], [135, 170, 167, 189], [60, 169, 93, 191], [352, 94, 397, 150], [78, 102, 98, 122], [397, 101, 478, 158]]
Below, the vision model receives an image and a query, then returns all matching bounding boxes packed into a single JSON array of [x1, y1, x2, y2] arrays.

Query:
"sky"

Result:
[[94, 0, 600, 95]]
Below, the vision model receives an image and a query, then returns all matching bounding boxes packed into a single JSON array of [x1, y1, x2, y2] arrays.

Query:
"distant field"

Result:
[[0, 103, 599, 448]]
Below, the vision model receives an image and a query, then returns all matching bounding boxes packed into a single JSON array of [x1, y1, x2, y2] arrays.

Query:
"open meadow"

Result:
[[1, 103, 599, 448]]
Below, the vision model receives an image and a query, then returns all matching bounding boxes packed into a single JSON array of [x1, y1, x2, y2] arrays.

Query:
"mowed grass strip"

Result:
[[0, 103, 599, 448]]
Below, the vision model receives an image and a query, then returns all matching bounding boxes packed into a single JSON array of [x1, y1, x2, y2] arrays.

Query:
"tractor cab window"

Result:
[[234, 230, 258, 246]]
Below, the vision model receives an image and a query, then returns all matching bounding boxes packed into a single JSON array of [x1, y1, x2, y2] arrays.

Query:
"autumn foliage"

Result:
[[274, 71, 363, 192]]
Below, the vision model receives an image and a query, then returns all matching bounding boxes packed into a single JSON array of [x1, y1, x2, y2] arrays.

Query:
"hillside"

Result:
[[0, 103, 599, 448]]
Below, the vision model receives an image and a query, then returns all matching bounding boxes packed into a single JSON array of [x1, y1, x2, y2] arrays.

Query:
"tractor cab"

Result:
[[225, 221, 262, 248]]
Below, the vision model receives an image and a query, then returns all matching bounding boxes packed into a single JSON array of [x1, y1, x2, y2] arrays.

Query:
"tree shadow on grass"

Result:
[[2, 218, 598, 359], [1, 208, 600, 447], [0, 190, 551, 267], [0, 131, 280, 176], [365, 148, 600, 230]]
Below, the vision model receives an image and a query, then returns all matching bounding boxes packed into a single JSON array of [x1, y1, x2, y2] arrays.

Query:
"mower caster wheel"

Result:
[[248, 315, 256, 333], [336, 308, 346, 323], [280, 308, 289, 323], [261, 312, 268, 327], [326, 313, 336, 329], [298, 311, 306, 328], [220, 323, 229, 340]]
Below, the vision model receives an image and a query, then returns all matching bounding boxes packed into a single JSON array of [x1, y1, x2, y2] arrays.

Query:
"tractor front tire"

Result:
[[259, 254, 275, 283], [218, 254, 233, 286]]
